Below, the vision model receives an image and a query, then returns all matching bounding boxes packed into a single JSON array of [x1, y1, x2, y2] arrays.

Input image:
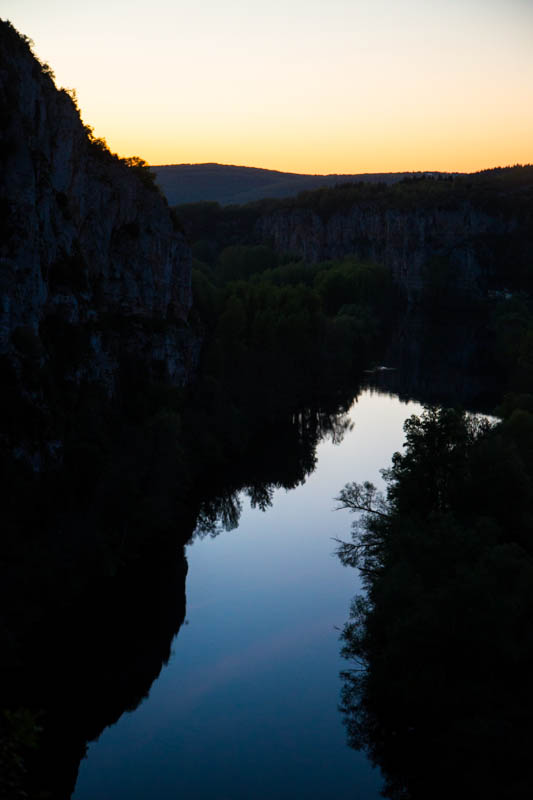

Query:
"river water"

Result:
[[73, 389, 423, 800]]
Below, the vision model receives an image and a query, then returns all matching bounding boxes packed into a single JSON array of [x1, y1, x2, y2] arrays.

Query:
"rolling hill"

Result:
[[152, 162, 432, 205]]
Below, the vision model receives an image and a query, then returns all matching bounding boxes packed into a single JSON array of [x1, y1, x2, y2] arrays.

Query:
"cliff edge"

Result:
[[0, 20, 195, 465]]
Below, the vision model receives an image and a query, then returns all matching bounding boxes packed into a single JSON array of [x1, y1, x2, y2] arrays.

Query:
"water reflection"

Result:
[[194, 405, 354, 537], [74, 390, 413, 800], [1, 308, 505, 798], [363, 308, 501, 410], [1, 545, 189, 799], [2, 384, 361, 798]]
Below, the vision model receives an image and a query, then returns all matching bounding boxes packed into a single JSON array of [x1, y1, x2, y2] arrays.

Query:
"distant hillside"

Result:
[[152, 162, 429, 205]]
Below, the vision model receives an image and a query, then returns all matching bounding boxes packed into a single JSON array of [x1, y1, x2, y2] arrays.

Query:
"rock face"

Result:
[[256, 200, 522, 300], [0, 20, 194, 396]]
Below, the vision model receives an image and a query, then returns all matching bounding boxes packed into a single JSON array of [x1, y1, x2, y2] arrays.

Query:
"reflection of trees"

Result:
[[1, 341, 360, 796], [337, 407, 533, 799], [1, 544, 189, 800], [363, 307, 502, 411], [194, 405, 354, 537], [292, 407, 354, 445], [195, 490, 244, 536]]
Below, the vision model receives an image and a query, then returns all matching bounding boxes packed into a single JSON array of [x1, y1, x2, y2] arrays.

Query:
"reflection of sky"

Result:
[[74, 390, 422, 800]]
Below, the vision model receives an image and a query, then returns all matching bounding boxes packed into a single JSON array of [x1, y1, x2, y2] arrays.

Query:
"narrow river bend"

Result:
[[74, 390, 423, 800]]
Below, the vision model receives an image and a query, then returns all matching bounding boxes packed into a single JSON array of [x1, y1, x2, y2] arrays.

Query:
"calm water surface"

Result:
[[74, 390, 422, 800]]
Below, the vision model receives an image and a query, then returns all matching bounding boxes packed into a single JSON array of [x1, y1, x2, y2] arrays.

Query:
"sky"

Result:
[[2, 0, 533, 173]]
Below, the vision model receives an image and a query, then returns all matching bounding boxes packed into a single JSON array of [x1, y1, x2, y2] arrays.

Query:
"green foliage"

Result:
[[122, 156, 160, 193], [81, 126, 160, 195], [218, 244, 279, 283], [490, 295, 533, 393], [191, 268, 220, 326], [188, 237, 398, 461], [254, 260, 316, 288], [314, 258, 391, 315], [337, 405, 533, 798]]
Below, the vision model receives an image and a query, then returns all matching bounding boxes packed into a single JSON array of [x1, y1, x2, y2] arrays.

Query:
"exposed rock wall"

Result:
[[256, 203, 519, 300], [0, 21, 194, 394]]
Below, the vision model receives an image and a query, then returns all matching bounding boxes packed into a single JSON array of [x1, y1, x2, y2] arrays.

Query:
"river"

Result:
[[73, 389, 423, 800]]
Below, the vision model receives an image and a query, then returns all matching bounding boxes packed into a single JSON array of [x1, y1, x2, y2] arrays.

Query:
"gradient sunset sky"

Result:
[[3, 0, 532, 173]]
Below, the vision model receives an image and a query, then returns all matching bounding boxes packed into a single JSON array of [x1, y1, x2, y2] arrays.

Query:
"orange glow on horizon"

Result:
[[3, 0, 532, 176], [98, 115, 533, 176]]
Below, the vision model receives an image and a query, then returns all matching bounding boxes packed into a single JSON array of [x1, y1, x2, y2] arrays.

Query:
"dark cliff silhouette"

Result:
[[0, 18, 194, 469]]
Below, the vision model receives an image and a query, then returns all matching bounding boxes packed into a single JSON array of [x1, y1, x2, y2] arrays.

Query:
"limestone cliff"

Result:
[[0, 20, 196, 463], [0, 21, 191, 337], [254, 178, 532, 300]]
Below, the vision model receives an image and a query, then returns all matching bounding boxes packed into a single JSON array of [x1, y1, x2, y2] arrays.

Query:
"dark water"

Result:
[[73, 391, 422, 800]]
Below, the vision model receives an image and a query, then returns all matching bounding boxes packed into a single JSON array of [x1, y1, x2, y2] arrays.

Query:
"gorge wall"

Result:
[[173, 173, 532, 302], [253, 186, 531, 300], [0, 20, 196, 465]]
